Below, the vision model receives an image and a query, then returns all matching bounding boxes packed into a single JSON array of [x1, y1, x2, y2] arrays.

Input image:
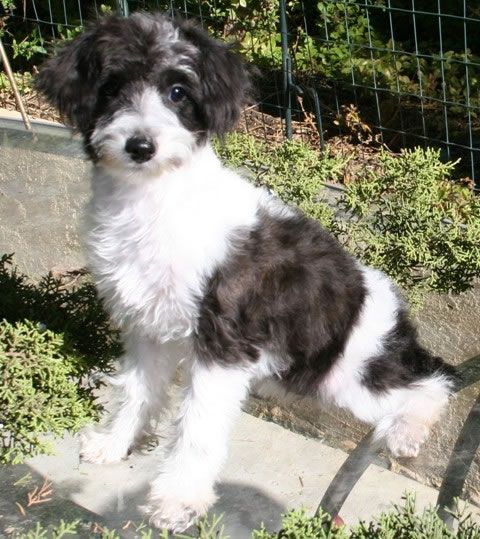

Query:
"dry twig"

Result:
[[26, 478, 53, 507]]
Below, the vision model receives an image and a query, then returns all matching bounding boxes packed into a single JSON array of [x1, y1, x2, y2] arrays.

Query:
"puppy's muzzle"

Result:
[[125, 135, 156, 163]]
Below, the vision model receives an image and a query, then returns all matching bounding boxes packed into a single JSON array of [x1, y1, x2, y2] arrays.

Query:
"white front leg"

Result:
[[148, 360, 253, 532], [80, 335, 185, 464]]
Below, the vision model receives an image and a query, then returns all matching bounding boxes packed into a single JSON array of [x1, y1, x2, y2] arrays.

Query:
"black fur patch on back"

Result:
[[194, 209, 366, 395], [363, 310, 459, 392]]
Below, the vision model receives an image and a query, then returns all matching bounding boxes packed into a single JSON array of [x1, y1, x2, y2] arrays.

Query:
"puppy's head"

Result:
[[36, 13, 250, 174]]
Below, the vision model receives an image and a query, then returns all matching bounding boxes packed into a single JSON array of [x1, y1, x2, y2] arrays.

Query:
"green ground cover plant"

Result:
[[0, 254, 121, 463], [0, 72, 34, 94], [0, 320, 96, 464], [0, 254, 121, 371], [9, 496, 480, 538], [254, 496, 479, 538], [340, 148, 480, 305]]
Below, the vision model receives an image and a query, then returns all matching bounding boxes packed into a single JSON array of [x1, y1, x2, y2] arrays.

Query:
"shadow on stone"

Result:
[[0, 460, 285, 538], [213, 482, 286, 536], [437, 394, 480, 527], [94, 480, 286, 538], [456, 354, 480, 392], [0, 464, 101, 536]]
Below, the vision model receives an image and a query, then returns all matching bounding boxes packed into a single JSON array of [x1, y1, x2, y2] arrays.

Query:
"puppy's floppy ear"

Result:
[[35, 29, 102, 134], [179, 21, 251, 136]]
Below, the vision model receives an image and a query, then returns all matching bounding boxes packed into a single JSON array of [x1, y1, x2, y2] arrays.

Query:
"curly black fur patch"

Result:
[[194, 209, 366, 394], [362, 310, 459, 392]]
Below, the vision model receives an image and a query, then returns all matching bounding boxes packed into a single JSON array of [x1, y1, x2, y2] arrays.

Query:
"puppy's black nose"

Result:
[[125, 135, 156, 163]]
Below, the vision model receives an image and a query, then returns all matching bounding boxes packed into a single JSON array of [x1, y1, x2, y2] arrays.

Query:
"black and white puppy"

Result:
[[37, 12, 457, 532]]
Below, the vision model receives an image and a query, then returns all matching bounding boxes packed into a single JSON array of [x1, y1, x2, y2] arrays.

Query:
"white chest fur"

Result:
[[84, 147, 262, 342]]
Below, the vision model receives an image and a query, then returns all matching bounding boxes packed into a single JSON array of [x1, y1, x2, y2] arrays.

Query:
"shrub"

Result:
[[0, 253, 121, 374], [0, 255, 120, 463], [12, 496, 480, 538], [340, 148, 480, 305], [214, 133, 345, 229], [255, 496, 479, 538], [0, 320, 97, 464]]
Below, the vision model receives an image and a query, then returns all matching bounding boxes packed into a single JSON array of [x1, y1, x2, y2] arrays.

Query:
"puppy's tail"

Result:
[[413, 345, 461, 393]]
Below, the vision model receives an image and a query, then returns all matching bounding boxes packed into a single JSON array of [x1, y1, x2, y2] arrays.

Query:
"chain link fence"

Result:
[[1, 0, 479, 187]]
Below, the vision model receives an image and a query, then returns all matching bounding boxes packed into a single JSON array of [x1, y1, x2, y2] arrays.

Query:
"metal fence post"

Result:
[[279, 0, 293, 140], [116, 0, 130, 17], [0, 38, 32, 131]]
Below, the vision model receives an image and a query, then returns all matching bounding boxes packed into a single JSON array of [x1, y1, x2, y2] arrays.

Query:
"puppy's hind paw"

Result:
[[384, 418, 429, 459]]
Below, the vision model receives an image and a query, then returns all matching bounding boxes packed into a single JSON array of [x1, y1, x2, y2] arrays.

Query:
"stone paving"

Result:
[[1, 412, 469, 538]]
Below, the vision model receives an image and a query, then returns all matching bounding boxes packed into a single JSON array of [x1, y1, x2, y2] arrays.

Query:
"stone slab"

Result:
[[1, 413, 468, 538]]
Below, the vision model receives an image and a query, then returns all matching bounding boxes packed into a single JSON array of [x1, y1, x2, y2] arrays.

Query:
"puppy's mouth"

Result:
[[90, 125, 196, 174]]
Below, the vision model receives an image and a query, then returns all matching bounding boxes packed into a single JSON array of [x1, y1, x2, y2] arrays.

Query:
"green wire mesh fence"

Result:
[[285, 0, 480, 187], [1, 0, 479, 187]]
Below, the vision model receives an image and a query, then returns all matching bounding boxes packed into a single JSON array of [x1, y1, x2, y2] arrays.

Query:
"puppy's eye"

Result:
[[169, 85, 186, 103], [101, 78, 121, 98]]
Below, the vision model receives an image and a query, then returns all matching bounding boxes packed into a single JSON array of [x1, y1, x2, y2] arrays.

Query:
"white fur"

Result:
[[372, 374, 453, 457], [320, 266, 453, 457], [320, 265, 401, 421], [80, 336, 187, 463], [85, 135, 264, 342], [38, 12, 452, 532], [90, 87, 197, 177], [81, 102, 281, 528], [81, 139, 453, 526], [147, 360, 256, 531]]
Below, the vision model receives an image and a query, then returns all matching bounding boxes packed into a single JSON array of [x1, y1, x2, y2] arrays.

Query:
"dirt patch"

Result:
[[0, 86, 61, 124]]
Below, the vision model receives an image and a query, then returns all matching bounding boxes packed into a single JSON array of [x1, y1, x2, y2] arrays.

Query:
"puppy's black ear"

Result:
[[179, 21, 251, 136], [35, 29, 101, 134]]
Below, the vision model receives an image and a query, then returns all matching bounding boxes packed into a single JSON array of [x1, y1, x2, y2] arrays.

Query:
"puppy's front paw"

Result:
[[146, 487, 216, 532], [149, 502, 198, 533], [79, 427, 130, 464]]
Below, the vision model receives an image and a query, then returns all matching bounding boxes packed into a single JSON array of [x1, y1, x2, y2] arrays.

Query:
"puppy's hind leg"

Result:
[[80, 335, 183, 464], [372, 374, 455, 458], [322, 360, 455, 459], [319, 266, 457, 458]]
